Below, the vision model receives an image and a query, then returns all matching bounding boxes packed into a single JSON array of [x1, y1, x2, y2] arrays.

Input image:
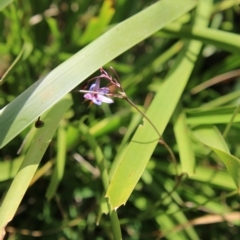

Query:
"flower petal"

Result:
[[89, 83, 96, 91], [94, 78, 100, 90], [97, 95, 114, 104], [99, 87, 109, 94], [92, 98, 102, 105], [84, 93, 94, 100], [84, 79, 113, 106]]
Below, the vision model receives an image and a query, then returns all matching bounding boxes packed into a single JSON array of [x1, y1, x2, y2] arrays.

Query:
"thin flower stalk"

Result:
[[79, 68, 178, 176]]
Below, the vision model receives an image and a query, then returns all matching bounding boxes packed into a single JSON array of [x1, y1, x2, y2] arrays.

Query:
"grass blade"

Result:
[[173, 108, 195, 175], [161, 23, 240, 54], [106, 0, 209, 209], [0, 95, 72, 229], [0, 0, 196, 148], [45, 123, 67, 200], [106, 42, 201, 209], [193, 126, 240, 191]]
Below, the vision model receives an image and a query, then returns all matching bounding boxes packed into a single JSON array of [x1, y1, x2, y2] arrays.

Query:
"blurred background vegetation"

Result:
[[0, 0, 240, 239]]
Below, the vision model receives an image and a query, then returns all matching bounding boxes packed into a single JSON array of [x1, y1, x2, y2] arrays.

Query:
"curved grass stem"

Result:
[[124, 96, 178, 177]]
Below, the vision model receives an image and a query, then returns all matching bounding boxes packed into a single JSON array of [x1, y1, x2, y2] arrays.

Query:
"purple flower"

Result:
[[84, 78, 114, 105]]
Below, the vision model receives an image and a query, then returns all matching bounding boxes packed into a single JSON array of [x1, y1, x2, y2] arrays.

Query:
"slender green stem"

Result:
[[111, 71, 178, 173], [124, 96, 178, 175], [80, 68, 178, 176], [125, 97, 162, 139], [79, 88, 178, 175], [223, 104, 240, 138], [108, 206, 122, 240]]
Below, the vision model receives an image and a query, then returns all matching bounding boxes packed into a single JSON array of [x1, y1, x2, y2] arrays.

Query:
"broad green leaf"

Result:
[[109, 110, 142, 180], [193, 126, 240, 191], [0, 94, 72, 229], [106, 0, 211, 209], [176, 0, 216, 174], [193, 126, 230, 153], [173, 108, 195, 175], [0, 0, 197, 148], [106, 41, 199, 209], [211, 148, 240, 190]]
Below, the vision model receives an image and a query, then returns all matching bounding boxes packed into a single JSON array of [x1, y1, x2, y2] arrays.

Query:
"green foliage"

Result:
[[1, 0, 240, 239]]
